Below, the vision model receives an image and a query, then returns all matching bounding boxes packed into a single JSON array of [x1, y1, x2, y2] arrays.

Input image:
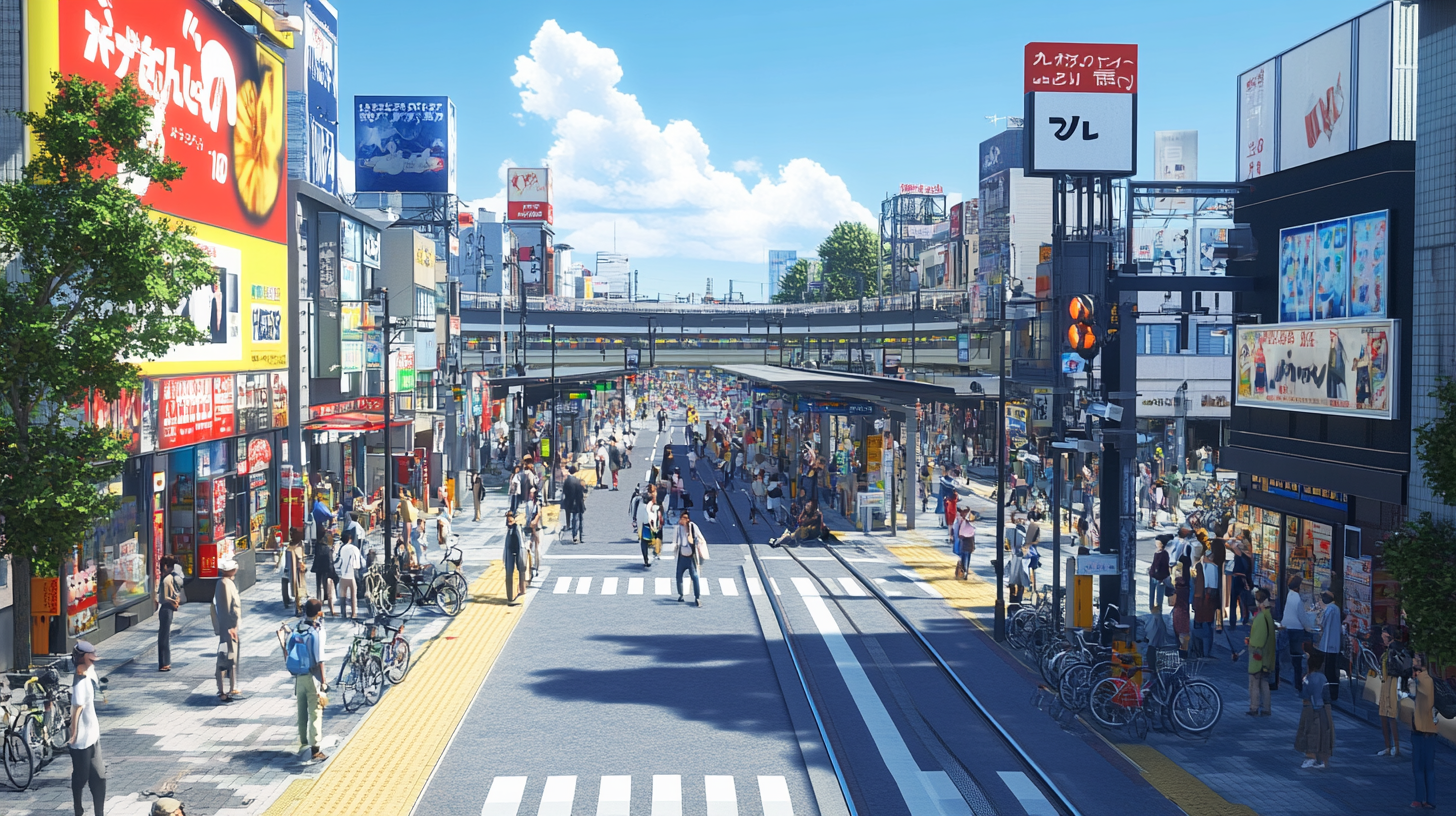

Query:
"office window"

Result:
[[1196, 324, 1233, 355], [1137, 323, 1179, 355]]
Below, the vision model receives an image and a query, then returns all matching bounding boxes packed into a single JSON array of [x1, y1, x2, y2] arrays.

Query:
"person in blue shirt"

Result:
[[1295, 648, 1334, 769], [311, 497, 334, 538]]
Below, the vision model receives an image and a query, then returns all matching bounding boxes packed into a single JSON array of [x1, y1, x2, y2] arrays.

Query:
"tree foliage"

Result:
[[0, 74, 214, 667], [1414, 376, 1456, 505], [1383, 513, 1456, 662], [771, 221, 882, 304]]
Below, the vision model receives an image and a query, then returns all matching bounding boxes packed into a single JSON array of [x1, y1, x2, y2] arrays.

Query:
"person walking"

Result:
[[658, 407, 667, 432], [471, 471, 485, 521], [504, 511, 528, 604], [211, 558, 243, 703], [312, 531, 339, 617], [595, 439, 609, 487], [609, 438, 623, 490], [1148, 537, 1171, 614], [1006, 540, 1030, 609], [951, 505, 977, 580], [1281, 575, 1316, 692], [67, 640, 106, 816], [282, 529, 307, 616], [1376, 626, 1406, 757], [311, 494, 335, 542], [282, 598, 329, 762], [749, 471, 768, 525], [1315, 590, 1342, 701], [1410, 653, 1438, 809], [637, 485, 663, 567], [671, 510, 709, 607], [562, 465, 586, 544], [508, 463, 524, 510], [336, 532, 363, 619], [1192, 551, 1220, 657], [686, 445, 699, 481], [1247, 588, 1275, 716], [1294, 647, 1335, 769], [1171, 563, 1192, 657], [523, 486, 543, 579], [409, 518, 427, 567], [1228, 535, 1255, 626], [156, 555, 182, 672]]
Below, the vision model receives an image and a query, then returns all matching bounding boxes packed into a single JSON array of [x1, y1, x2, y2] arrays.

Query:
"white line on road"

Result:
[[705, 775, 737, 816], [575, 577, 593, 595], [873, 578, 903, 597], [628, 577, 644, 595], [538, 775, 577, 816], [836, 577, 866, 597], [655, 577, 671, 595], [651, 774, 681, 816], [758, 776, 794, 816], [718, 578, 739, 596], [896, 569, 943, 597], [601, 577, 619, 595], [553, 577, 572, 594], [996, 771, 1057, 816], [597, 775, 631, 816], [481, 775, 526, 816]]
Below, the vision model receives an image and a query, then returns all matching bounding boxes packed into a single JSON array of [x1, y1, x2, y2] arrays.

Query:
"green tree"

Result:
[[1382, 514, 1456, 661], [1414, 376, 1456, 505], [0, 74, 214, 668], [772, 258, 810, 304], [818, 221, 880, 301]]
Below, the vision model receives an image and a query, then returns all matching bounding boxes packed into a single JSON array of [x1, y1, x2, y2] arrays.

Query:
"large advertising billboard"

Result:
[[301, 0, 338, 194], [507, 168, 553, 223], [1237, 60, 1275, 182], [355, 96, 456, 193], [1278, 210, 1388, 324], [1279, 23, 1352, 173], [1236, 320, 1397, 419], [1023, 43, 1138, 177], [30, 0, 288, 243]]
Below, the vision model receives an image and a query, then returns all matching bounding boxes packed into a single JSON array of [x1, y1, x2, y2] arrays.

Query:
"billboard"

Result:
[[355, 96, 456, 193], [1278, 210, 1388, 324], [1279, 23, 1352, 173], [1024, 42, 1138, 178], [1236, 320, 1397, 419], [1238, 60, 1276, 181], [288, 0, 338, 194], [30, 0, 288, 243], [507, 168, 553, 223]]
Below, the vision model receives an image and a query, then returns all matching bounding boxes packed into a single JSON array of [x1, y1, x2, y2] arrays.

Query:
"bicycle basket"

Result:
[[1155, 649, 1183, 675], [444, 546, 463, 567]]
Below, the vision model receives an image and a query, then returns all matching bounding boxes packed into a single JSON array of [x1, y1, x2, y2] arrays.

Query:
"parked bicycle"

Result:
[[2, 681, 34, 790], [367, 557, 463, 618], [337, 620, 386, 712], [1089, 649, 1223, 739]]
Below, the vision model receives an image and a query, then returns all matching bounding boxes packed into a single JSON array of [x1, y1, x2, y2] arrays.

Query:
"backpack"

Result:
[[1386, 644, 1413, 677], [285, 627, 316, 676], [1433, 677, 1456, 720]]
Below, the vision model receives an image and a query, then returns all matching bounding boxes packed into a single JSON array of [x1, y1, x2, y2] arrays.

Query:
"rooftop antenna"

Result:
[[986, 114, 1024, 129]]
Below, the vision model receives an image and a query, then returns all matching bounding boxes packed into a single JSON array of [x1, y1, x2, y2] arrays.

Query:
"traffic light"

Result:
[[1065, 294, 1100, 361]]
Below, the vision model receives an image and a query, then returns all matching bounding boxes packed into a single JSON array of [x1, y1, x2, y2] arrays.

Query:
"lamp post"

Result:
[[353, 287, 404, 566], [549, 323, 558, 502]]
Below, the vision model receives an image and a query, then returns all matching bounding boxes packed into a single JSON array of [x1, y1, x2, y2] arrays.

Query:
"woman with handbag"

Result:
[[1376, 626, 1406, 757], [636, 484, 662, 567], [1171, 563, 1192, 657], [671, 510, 710, 607], [1247, 588, 1276, 716]]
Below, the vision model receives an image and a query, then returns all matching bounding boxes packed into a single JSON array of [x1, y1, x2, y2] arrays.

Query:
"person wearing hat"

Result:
[[503, 510, 528, 604], [211, 558, 244, 703], [150, 797, 185, 816], [68, 640, 106, 816]]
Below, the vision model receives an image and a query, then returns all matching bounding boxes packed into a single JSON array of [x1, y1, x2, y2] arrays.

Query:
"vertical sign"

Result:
[[1024, 42, 1138, 177]]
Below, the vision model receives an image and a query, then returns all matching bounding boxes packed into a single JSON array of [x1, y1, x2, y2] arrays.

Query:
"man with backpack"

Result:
[[281, 598, 328, 762]]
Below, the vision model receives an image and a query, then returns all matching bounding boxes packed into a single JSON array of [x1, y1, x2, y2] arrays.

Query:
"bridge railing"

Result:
[[460, 290, 972, 315]]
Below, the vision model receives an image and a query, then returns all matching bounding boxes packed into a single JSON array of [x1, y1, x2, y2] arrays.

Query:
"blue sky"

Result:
[[335, 0, 1380, 299]]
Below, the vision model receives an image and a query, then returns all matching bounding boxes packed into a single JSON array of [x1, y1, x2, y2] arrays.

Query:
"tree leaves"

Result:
[[1383, 514, 1456, 662], [771, 222, 882, 304], [1414, 376, 1456, 506]]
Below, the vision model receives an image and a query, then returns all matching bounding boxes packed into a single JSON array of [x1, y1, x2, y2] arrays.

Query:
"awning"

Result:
[[715, 364, 956, 408], [303, 411, 412, 433]]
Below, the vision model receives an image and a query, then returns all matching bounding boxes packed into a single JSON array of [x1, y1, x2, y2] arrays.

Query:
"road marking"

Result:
[[553, 577, 572, 594], [718, 578, 739, 596], [628, 577, 644, 595], [836, 577, 866, 596], [651, 774, 681, 816], [481, 775, 527, 816], [601, 577, 619, 595], [655, 577, 671, 595], [597, 775, 631, 816], [872, 578, 903, 596], [538, 775, 576, 816], [769, 577, 782, 595], [896, 569, 944, 597], [745, 575, 764, 595], [705, 775, 737, 816], [996, 771, 1057, 816], [758, 776, 794, 816], [576, 577, 593, 595], [543, 555, 644, 560], [793, 577, 966, 814]]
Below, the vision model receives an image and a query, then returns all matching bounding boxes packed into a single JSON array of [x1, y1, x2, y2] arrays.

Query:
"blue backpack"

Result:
[[285, 628, 316, 676]]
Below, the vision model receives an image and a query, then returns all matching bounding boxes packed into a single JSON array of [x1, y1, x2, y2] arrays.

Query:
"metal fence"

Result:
[[460, 290, 972, 316]]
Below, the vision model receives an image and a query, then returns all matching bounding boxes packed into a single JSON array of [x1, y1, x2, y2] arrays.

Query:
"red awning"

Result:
[[303, 411, 411, 433]]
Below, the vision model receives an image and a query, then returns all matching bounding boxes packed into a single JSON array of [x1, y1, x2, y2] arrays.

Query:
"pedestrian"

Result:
[[409, 518, 427, 566], [951, 505, 977, 580], [1247, 587, 1275, 716], [1315, 590, 1342, 701], [471, 471, 485, 521], [1410, 653, 1438, 809], [1148, 537, 1171, 614], [609, 437, 623, 490], [939, 470, 958, 526], [336, 531, 363, 619], [1295, 647, 1334, 769], [686, 446, 699, 481], [156, 555, 182, 672], [669, 469, 685, 515], [765, 472, 784, 524], [1165, 467, 1183, 522], [703, 487, 720, 523], [1281, 575, 1315, 692], [312, 530, 339, 616], [1006, 540, 1030, 608], [282, 529, 307, 615], [1171, 563, 1191, 657], [311, 494, 335, 540], [397, 487, 418, 536], [658, 407, 667, 432], [637, 484, 662, 567], [749, 471, 768, 525], [562, 465, 586, 544], [508, 463, 524, 510], [281, 598, 329, 762], [211, 557, 243, 703], [672, 510, 709, 606], [1192, 552, 1219, 658], [1376, 626, 1409, 756], [67, 640, 106, 816], [595, 439, 608, 486], [1210, 533, 1228, 632], [1003, 471, 1019, 509], [503, 510, 528, 604], [1024, 511, 1043, 592], [523, 486, 542, 579], [1228, 535, 1255, 626]]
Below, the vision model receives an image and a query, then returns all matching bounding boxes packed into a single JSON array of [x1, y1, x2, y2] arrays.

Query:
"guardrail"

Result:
[[460, 290, 973, 315]]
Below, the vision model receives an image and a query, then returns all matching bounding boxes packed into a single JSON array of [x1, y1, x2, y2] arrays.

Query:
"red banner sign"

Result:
[[1024, 42, 1138, 94], [158, 374, 235, 449], [308, 396, 384, 420]]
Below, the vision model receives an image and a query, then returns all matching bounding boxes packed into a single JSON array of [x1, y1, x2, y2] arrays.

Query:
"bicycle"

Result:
[[1, 682, 34, 790], [375, 615, 412, 685], [1096, 649, 1222, 738], [336, 620, 386, 712], [369, 557, 464, 618], [1345, 632, 1379, 702]]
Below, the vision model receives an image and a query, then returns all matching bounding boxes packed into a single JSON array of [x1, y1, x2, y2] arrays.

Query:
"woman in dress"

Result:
[[1295, 647, 1335, 769], [1171, 563, 1192, 657]]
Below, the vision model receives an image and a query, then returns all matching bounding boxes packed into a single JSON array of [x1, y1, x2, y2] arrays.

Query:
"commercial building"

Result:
[[1226, 0, 1418, 641], [768, 250, 797, 301], [881, 185, 948, 293], [948, 200, 980, 291], [595, 252, 630, 299], [977, 127, 1053, 316]]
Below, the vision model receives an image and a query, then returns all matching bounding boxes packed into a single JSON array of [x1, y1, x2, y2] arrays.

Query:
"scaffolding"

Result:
[[879, 192, 947, 295]]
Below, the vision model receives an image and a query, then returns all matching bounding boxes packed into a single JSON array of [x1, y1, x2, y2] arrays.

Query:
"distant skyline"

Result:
[[335, 0, 1382, 298]]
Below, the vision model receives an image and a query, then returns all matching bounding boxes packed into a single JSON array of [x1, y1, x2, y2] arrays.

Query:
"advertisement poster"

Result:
[[270, 371, 289, 429], [236, 372, 273, 435], [506, 167, 553, 223], [158, 375, 237, 449], [1236, 320, 1396, 419], [302, 0, 338, 194], [1006, 404, 1029, 451], [1279, 224, 1316, 323], [355, 96, 456, 194], [1315, 218, 1349, 320], [64, 552, 98, 637], [1348, 210, 1388, 317], [1278, 22, 1352, 172], [82, 388, 143, 456], [1238, 60, 1276, 181], [1198, 227, 1228, 274]]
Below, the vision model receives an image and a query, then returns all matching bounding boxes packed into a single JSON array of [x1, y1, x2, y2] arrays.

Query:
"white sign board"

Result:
[[1026, 92, 1135, 176], [1278, 22, 1353, 173], [1235, 319, 1397, 420], [1237, 60, 1276, 182], [1076, 554, 1119, 576]]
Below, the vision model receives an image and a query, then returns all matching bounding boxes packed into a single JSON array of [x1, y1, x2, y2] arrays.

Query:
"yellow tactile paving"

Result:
[[884, 543, 1252, 816], [263, 562, 521, 816]]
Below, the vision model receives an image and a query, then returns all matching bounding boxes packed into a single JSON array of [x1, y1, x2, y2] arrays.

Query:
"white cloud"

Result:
[[507, 20, 874, 262]]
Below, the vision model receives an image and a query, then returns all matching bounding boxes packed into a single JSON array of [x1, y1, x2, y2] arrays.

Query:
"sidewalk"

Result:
[[2, 491, 515, 816]]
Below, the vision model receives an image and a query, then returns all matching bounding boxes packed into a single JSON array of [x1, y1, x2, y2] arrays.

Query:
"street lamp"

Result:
[[350, 287, 408, 568], [548, 323, 558, 502]]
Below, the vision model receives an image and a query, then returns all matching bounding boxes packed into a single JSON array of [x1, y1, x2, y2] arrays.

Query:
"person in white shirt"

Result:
[[68, 640, 105, 816], [672, 510, 710, 606], [636, 484, 663, 566], [335, 536, 364, 619], [1280, 574, 1317, 692]]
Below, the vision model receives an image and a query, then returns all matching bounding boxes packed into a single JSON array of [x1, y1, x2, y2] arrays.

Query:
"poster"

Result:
[[64, 552, 98, 637], [1279, 224, 1316, 323], [1314, 219, 1349, 320], [1348, 210, 1388, 318], [1236, 320, 1396, 419], [1198, 227, 1228, 274], [1006, 404, 1029, 451]]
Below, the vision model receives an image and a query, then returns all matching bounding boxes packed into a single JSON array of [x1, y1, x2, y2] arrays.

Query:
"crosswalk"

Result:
[[544, 573, 938, 599], [480, 773, 797, 815]]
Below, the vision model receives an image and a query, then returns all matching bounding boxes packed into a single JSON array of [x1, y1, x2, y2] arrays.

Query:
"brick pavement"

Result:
[[1, 491, 513, 816]]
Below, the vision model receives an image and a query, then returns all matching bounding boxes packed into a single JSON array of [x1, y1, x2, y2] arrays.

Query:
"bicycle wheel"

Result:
[[361, 656, 385, 706], [445, 571, 468, 598], [1089, 678, 1137, 729], [1140, 681, 1169, 732], [383, 639, 412, 685], [45, 709, 69, 754], [19, 717, 47, 764], [1005, 612, 1031, 650], [1171, 680, 1223, 737], [1059, 662, 1095, 712], [4, 729, 33, 790], [340, 657, 364, 713], [1133, 709, 1150, 740], [435, 583, 463, 617]]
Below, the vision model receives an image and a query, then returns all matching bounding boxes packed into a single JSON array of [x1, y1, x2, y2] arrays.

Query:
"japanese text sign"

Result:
[[1024, 42, 1138, 94]]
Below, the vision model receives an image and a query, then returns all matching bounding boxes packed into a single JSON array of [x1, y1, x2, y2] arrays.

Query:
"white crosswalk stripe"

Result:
[[628, 577, 645, 595], [602, 577, 619, 595], [553, 577, 572, 594], [873, 578, 904, 597], [474, 775, 796, 816], [744, 575, 764, 595], [718, 578, 739, 596], [836, 577, 866, 596], [896, 569, 943, 597], [576, 577, 594, 595], [655, 577, 671, 595]]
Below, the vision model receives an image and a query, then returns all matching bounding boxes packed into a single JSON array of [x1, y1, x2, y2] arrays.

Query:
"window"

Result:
[[1137, 324, 1180, 354], [1196, 324, 1233, 355]]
